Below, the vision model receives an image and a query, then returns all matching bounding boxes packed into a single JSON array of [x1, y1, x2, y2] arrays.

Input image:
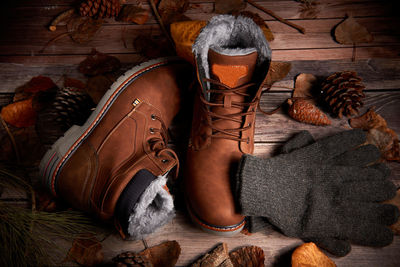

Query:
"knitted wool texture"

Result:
[[236, 129, 399, 256]]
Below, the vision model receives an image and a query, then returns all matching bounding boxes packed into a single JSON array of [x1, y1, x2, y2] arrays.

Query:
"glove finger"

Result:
[[331, 165, 384, 182], [290, 129, 366, 162], [339, 179, 397, 202], [342, 202, 399, 226], [344, 223, 394, 247], [281, 131, 315, 154], [370, 163, 391, 177], [304, 237, 351, 257], [329, 144, 380, 166]]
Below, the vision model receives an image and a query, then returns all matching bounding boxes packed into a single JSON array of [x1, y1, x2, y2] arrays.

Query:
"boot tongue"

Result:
[[208, 48, 258, 89]]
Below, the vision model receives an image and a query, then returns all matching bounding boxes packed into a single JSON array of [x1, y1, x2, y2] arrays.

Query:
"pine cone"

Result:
[[288, 98, 331, 126], [320, 71, 365, 118], [113, 251, 152, 267], [79, 0, 121, 18], [36, 87, 95, 148]]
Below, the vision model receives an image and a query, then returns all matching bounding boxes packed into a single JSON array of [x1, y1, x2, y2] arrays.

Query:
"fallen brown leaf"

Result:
[[263, 61, 292, 87], [349, 108, 400, 162], [232, 11, 274, 41], [1, 99, 36, 128], [171, 20, 207, 64], [158, 0, 190, 29], [67, 17, 103, 44], [191, 243, 233, 267], [78, 49, 121, 76], [158, 0, 189, 15], [64, 77, 87, 90], [13, 76, 57, 102], [293, 73, 317, 99], [113, 240, 181, 267], [86, 75, 114, 104], [383, 189, 400, 235], [292, 242, 336, 267], [215, 0, 246, 14], [229, 246, 265, 267], [68, 234, 104, 267], [118, 5, 150, 25], [348, 108, 387, 130], [334, 15, 373, 45]]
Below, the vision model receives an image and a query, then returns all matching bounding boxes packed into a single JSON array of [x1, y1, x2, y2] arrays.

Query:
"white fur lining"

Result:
[[192, 15, 271, 93], [127, 174, 175, 239]]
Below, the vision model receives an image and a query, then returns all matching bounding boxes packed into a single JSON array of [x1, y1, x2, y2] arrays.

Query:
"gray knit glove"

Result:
[[236, 129, 399, 256]]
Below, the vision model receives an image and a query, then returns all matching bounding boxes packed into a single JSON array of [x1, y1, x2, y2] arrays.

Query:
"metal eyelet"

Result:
[[161, 159, 169, 163], [151, 114, 156, 120], [149, 128, 155, 134]]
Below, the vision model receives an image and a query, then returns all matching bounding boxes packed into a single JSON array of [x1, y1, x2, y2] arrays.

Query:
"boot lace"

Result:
[[200, 78, 260, 143], [147, 114, 179, 178]]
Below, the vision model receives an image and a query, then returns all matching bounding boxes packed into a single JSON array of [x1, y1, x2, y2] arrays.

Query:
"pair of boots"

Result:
[[39, 15, 269, 239], [38, 15, 399, 256]]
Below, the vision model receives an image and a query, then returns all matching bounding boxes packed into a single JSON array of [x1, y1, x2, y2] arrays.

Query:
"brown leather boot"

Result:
[[40, 57, 192, 239], [185, 15, 271, 235]]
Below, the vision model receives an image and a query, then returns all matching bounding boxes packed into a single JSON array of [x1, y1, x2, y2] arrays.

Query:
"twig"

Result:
[[148, 0, 176, 49], [246, 0, 305, 34], [48, 8, 75, 32], [0, 115, 20, 163], [39, 32, 71, 54]]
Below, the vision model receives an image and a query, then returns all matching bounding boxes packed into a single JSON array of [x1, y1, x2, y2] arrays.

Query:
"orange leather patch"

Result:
[[211, 64, 248, 88]]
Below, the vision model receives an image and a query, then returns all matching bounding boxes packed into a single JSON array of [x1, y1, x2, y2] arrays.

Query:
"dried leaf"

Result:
[[191, 243, 233, 267], [334, 15, 373, 45], [158, 0, 189, 15], [263, 61, 292, 87], [86, 75, 114, 104], [64, 77, 87, 90], [171, 20, 207, 64], [349, 108, 387, 130], [215, 0, 246, 14], [13, 76, 57, 102], [134, 34, 172, 59], [0, 125, 44, 164], [113, 240, 181, 267], [292, 242, 336, 267], [349, 108, 400, 162], [118, 5, 150, 25], [67, 17, 103, 44], [68, 234, 103, 267], [383, 189, 400, 235], [229, 246, 265, 267], [78, 49, 121, 76], [232, 11, 274, 41], [293, 73, 317, 99], [1, 99, 36, 128], [142, 240, 181, 267], [297, 1, 319, 19]]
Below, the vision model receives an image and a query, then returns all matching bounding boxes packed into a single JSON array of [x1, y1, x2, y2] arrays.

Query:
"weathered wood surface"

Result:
[[143, 212, 400, 267], [1, 59, 400, 92], [1, 0, 399, 61]]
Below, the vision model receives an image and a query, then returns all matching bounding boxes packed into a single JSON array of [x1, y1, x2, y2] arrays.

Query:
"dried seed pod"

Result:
[[320, 71, 365, 118], [288, 98, 331, 126]]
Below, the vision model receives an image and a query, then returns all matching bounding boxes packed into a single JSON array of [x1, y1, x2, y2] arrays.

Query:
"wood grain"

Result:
[[1, 59, 400, 92]]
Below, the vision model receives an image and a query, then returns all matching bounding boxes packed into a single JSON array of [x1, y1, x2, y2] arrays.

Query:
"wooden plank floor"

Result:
[[1, 0, 400, 266]]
